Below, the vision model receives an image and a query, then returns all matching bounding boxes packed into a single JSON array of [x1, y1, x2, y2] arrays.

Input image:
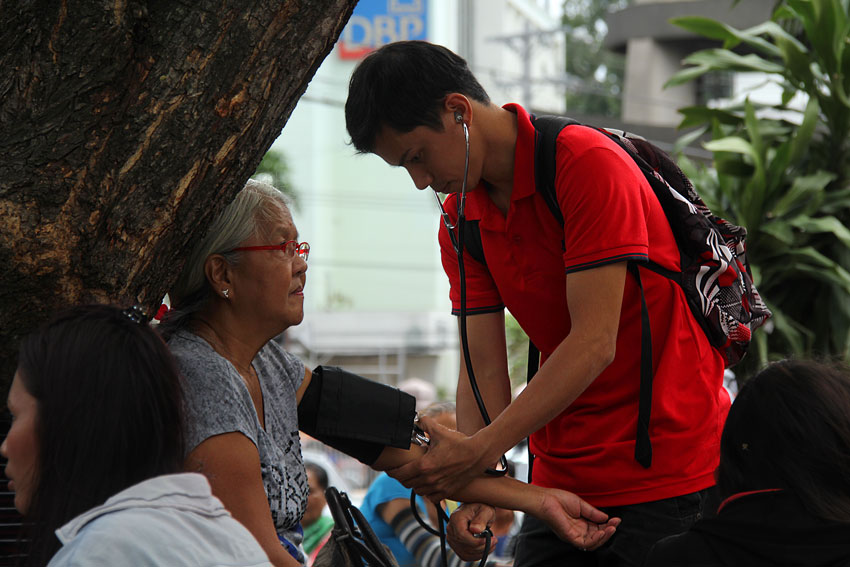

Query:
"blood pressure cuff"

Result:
[[298, 365, 416, 466]]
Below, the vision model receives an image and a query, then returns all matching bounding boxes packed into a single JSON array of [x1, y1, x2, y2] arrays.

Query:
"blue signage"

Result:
[[339, 0, 428, 59]]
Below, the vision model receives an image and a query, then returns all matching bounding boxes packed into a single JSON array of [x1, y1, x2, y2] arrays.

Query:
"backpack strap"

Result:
[[460, 219, 486, 267], [532, 115, 575, 225], [532, 114, 654, 469], [629, 263, 653, 468]]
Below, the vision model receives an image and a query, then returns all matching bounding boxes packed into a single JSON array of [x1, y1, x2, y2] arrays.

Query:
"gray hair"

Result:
[[161, 179, 290, 335], [420, 401, 456, 418]]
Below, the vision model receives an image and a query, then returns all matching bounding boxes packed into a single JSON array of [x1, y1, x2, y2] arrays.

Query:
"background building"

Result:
[[606, 0, 777, 128], [273, 0, 568, 395]]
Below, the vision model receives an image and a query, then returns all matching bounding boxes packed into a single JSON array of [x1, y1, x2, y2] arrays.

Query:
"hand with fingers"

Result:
[[388, 416, 495, 501], [532, 488, 620, 551], [445, 503, 498, 561]]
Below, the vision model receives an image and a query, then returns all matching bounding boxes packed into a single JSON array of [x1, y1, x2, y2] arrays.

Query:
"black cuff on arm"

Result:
[[298, 365, 416, 466]]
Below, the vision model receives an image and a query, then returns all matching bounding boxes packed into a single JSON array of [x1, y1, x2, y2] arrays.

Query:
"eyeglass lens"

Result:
[[286, 241, 310, 261]]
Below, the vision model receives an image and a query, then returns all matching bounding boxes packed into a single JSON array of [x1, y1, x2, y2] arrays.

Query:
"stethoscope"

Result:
[[433, 112, 509, 477], [410, 113, 505, 567]]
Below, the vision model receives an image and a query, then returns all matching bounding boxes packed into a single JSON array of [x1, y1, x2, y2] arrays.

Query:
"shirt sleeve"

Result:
[[438, 197, 505, 315], [555, 127, 651, 273]]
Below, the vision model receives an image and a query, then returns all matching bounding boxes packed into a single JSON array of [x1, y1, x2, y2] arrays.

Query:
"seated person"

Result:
[[1, 305, 269, 566], [161, 179, 619, 566], [645, 359, 850, 566], [361, 402, 463, 567], [302, 462, 333, 564], [361, 402, 516, 567]]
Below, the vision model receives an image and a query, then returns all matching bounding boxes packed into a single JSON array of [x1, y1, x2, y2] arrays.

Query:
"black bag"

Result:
[[313, 487, 399, 567]]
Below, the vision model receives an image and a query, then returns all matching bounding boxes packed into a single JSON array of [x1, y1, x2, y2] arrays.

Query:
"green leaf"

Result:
[[760, 221, 796, 245], [794, 261, 850, 293], [671, 17, 781, 57], [673, 126, 709, 154], [772, 171, 836, 217], [704, 136, 757, 158], [669, 16, 741, 44], [765, 306, 807, 355], [676, 106, 742, 129], [682, 49, 785, 74], [775, 35, 814, 88], [790, 97, 821, 163], [791, 216, 850, 249], [665, 65, 711, 88]]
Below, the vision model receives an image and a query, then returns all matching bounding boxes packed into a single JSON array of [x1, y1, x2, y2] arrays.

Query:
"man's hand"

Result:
[[387, 416, 495, 501], [445, 503, 497, 561], [533, 488, 620, 551]]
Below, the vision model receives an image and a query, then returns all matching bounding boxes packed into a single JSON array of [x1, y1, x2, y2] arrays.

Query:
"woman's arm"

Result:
[[375, 421, 618, 551], [185, 433, 301, 567]]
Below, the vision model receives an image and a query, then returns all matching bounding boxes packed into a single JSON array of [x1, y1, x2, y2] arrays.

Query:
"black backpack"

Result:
[[459, 115, 771, 468]]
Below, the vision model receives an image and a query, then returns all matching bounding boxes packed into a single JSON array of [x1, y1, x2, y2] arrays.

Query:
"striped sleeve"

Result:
[[389, 507, 475, 567]]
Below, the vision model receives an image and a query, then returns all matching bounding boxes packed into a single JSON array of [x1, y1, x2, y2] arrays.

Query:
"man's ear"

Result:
[[443, 93, 472, 125], [204, 255, 233, 296]]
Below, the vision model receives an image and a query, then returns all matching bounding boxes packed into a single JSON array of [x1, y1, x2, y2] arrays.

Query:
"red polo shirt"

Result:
[[438, 104, 729, 507]]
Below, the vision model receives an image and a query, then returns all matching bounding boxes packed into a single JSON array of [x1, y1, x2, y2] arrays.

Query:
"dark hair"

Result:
[[716, 359, 850, 522], [304, 461, 329, 491], [17, 304, 185, 565], [345, 41, 490, 153]]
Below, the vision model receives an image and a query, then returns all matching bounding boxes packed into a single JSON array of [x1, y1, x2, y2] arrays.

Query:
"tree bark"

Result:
[[0, 0, 357, 393]]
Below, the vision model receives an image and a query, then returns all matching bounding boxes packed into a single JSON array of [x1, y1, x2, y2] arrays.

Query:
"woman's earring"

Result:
[[222, 289, 230, 299]]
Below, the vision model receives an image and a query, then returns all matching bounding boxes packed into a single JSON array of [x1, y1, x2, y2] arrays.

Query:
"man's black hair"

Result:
[[345, 40, 490, 154]]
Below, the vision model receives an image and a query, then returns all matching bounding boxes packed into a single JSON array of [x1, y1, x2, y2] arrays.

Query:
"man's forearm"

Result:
[[455, 474, 543, 515], [455, 374, 510, 436]]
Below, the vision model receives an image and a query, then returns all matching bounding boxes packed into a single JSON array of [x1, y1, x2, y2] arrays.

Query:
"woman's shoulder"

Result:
[[168, 330, 228, 371], [168, 331, 242, 391], [49, 474, 272, 566]]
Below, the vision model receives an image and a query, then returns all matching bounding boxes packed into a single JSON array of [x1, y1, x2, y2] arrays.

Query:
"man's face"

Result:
[[373, 111, 477, 195]]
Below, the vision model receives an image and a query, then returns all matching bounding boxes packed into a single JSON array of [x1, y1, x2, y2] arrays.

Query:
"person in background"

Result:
[[361, 402, 510, 567], [1, 304, 270, 566], [161, 179, 618, 566], [302, 462, 334, 564], [645, 359, 850, 566]]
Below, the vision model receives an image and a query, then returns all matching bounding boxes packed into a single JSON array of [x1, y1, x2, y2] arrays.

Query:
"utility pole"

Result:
[[487, 24, 575, 110]]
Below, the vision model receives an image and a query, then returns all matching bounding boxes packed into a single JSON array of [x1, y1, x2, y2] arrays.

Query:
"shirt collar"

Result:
[[461, 103, 535, 229], [503, 102, 537, 202]]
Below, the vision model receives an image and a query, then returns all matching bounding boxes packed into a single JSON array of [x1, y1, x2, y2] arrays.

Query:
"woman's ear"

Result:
[[204, 255, 233, 299]]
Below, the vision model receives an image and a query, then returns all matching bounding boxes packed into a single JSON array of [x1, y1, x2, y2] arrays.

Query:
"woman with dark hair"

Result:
[[161, 179, 620, 566], [645, 359, 850, 566], [1, 304, 270, 566]]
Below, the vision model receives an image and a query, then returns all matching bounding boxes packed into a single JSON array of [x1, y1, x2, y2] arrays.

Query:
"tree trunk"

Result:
[[0, 0, 358, 393]]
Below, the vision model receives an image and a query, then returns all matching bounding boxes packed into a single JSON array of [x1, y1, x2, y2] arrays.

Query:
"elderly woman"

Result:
[[162, 179, 619, 566]]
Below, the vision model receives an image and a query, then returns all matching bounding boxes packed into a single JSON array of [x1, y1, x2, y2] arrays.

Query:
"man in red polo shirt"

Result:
[[344, 41, 730, 567]]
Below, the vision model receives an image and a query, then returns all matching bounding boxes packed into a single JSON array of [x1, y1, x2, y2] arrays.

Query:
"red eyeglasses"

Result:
[[228, 240, 310, 261]]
